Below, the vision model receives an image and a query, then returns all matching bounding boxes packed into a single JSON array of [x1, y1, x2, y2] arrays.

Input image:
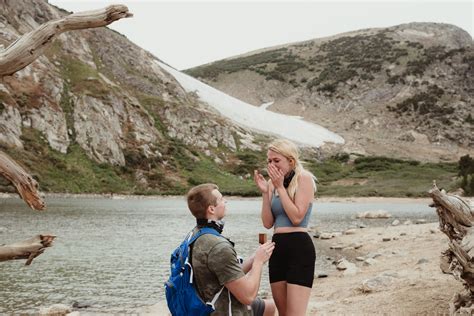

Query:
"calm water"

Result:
[[0, 196, 437, 313]]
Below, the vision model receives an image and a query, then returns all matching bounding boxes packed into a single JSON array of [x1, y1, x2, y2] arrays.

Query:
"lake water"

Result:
[[0, 196, 437, 313]]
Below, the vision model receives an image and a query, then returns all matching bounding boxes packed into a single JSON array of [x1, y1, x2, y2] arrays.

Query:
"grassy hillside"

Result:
[[309, 155, 459, 197], [2, 131, 460, 197]]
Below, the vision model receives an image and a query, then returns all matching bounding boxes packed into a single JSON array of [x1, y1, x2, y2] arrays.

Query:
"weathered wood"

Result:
[[0, 234, 56, 265], [0, 151, 44, 210], [0, 4, 132, 76], [430, 183, 474, 314]]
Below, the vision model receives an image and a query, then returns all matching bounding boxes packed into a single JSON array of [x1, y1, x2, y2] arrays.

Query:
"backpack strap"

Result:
[[188, 227, 231, 315], [189, 227, 221, 244]]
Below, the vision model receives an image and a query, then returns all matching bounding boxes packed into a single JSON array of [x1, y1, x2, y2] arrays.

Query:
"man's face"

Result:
[[211, 189, 227, 220]]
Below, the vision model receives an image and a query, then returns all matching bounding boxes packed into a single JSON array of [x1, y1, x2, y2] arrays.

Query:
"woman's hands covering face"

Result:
[[253, 170, 268, 194], [267, 163, 284, 189]]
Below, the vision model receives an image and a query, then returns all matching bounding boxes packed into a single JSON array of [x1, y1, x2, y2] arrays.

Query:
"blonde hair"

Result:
[[268, 139, 317, 200]]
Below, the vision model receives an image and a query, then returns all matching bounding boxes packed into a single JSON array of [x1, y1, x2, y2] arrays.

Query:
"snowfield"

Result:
[[158, 62, 344, 148]]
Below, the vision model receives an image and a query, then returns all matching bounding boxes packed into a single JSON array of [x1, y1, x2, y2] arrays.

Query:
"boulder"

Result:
[[320, 233, 333, 239], [356, 210, 392, 219], [360, 274, 395, 293], [364, 258, 378, 266], [39, 304, 71, 316], [336, 259, 358, 276], [344, 228, 357, 235]]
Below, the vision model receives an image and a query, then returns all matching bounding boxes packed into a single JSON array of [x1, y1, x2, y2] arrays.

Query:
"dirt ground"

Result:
[[309, 222, 464, 315], [143, 222, 464, 315]]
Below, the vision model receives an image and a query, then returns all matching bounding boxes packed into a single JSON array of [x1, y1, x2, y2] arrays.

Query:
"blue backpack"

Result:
[[165, 227, 225, 316]]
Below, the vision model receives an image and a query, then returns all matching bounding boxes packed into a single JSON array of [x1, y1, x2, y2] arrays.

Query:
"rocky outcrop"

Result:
[[0, 0, 262, 179]]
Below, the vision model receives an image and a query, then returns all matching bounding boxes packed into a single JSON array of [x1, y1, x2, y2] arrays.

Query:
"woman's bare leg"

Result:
[[286, 283, 311, 316], [270, 281, 287, 316]]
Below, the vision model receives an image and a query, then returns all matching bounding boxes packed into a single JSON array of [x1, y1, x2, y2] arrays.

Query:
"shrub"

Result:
[[458, 155, 474, 195]]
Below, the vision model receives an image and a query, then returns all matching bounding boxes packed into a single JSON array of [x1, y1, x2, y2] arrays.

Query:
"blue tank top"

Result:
[[271, 193, 312, 228]]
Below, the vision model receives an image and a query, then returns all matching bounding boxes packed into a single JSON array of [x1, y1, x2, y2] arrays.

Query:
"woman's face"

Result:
[[267, 150, 292, 175]]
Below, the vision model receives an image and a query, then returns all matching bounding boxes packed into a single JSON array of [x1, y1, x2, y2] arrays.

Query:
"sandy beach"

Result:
[[140, 220, 463, 316], [308, 222, 462, 315]]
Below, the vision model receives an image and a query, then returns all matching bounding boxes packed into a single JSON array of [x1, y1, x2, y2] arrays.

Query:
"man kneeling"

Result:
[[188, 183, 276, 316]]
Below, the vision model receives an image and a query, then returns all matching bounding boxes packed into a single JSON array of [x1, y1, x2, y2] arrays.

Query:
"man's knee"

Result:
[[252, 297, 275, 316], [263, 298, 276, 316]]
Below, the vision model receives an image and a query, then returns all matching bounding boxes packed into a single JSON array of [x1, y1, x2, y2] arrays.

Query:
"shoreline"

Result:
[[140, 222, 461, 315], [0, 192, 434, 204]]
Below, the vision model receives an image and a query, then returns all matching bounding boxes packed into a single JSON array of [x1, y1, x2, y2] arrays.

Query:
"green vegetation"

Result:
[[4, 128, 133, 193], [184, 49, 307, 84], [2, 129, 462, 197], [458, 155, 474, 196], [60, 56, 109, 98], [59, 83, 76, 140], [387, 84, 456, 126], [402, 46, 466, 77], [184, 156, 257, 196], [466, 114, 474, 125], [307, 31, 408, 95], [184, 48, 289, 79], [135, 93, 168, 134], [231, 150, 266, 176], [307, 156, 459, 197]]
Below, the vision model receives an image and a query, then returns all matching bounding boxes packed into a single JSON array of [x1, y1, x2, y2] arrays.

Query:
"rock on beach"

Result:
[[356, 210, 392, 219], [310, 222, 463, 315]]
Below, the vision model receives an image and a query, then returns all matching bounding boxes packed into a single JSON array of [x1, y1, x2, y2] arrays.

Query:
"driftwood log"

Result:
[[0, 151, 45, 210], [0, 4, 132, 264], [0, 234, 55, 265], [429, 183, 474, 315], [0, 4, 132, 76]]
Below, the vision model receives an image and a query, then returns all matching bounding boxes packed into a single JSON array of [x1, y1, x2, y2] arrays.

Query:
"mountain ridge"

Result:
[[185, 22, 473, 162], [0, 2, 468, 196]]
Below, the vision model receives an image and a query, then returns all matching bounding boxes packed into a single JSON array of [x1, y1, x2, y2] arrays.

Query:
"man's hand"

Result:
[[254, 241, 275, 265]]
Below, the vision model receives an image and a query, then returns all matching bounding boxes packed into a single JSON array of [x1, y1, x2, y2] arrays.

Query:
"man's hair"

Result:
[[186, 183, 219, 219]]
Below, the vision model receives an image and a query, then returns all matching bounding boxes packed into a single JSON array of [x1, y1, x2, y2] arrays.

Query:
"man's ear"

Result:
[[207, 205, 215, 215]]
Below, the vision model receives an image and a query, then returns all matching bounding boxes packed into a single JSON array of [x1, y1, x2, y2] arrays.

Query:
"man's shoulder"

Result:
[[192, 233, 237, 272], [194, 233, 229, 251]]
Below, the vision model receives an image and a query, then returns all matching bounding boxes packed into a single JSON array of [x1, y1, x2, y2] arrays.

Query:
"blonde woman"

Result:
[[254, 139, 317, 316]]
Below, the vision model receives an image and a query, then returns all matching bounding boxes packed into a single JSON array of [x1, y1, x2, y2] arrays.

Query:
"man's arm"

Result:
[[241, 254, 254, 274], [224, 241, 275, 305]]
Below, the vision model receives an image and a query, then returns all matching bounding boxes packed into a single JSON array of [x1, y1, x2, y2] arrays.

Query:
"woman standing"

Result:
[[254, 139, 317, 316]]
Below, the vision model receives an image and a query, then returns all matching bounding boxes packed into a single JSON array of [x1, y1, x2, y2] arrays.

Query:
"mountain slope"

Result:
[[158, 62, 344, 147], [0, 0, 276, 195], [185, 23, 474, 162]]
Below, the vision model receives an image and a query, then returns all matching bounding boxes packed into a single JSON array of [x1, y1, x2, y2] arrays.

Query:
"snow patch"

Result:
[[158, 62, 344, 148]]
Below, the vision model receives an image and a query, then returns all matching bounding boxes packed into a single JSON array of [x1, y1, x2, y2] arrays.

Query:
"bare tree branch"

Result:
[[0, 4, 133, 76], [0, 151, 44, 210], [0, 234, 56, 265]]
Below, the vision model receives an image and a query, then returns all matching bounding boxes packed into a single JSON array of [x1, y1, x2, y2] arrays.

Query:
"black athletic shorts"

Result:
[[269, 232, 316, 288]]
